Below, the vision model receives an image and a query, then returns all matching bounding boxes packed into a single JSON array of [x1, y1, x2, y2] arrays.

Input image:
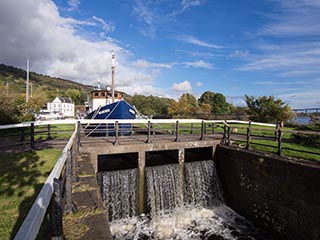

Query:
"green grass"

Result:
[[0, 149, 62, 239], [0, 124, 75, 141], [250, 139, 320, 162], [227, 123, 320, 162]]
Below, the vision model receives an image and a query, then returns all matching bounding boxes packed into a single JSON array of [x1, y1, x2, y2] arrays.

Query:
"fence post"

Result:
[[190, 123, 194, 134], [212, 123, 215, 134], [20, 128, 25, 141], [30, 123, 35, 149], [50, 178, 63, 239], [65, 149, 73, 213], [227, 126, 231, 145], [47, 124, 52, 140], [175, 120, 180, 142], [152, 122, 155, 135], [146, 121, 152, 143], [71, 145, 78, 182], [200, 121, 205, 140], [246, 121, 251, 149], [77, 121, 81, 150], [113, 121, 119, 145], [221, 122, 227, 144], [277, 121, 283, 156]]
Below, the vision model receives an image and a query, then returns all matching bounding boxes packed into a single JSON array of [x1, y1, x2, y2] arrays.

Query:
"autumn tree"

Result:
[[168, 93, 199, 118]]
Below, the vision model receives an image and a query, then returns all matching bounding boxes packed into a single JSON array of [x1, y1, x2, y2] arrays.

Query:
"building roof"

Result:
[[57, 97, 73, 103]]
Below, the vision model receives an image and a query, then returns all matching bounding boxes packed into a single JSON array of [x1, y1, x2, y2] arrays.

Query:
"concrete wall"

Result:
[[215, 145, 320, 240]]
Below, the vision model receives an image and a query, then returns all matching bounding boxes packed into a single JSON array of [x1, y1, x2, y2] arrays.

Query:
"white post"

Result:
[[111, 51, 115, 103], [26, 56, 30, 103]]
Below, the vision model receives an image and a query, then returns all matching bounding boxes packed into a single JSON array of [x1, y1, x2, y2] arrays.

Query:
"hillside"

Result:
[[0, 64, 93, 104]]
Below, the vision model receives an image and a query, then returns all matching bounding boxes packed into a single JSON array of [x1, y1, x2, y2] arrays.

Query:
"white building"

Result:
[[47, 97, 75, 117]]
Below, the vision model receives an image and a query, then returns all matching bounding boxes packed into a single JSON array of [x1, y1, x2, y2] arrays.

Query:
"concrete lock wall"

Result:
[[214, 145, 320, 240]]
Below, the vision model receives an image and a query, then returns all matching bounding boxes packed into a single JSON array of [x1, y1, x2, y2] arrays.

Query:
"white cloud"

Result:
[[258, 0, 320, 37], [177, 35, 223, 49], [132, 0, 157, 37], [167, 0, 206, 17], [132, 59, 172, 69], [278, 89, 320, 108], [182, 60, 213, 69], [0, 0, 160, 96], [231, 50, 248, 58], [67, 0, 80, 11], [196, 81, 202, 87], [172, 80, 192, 92]]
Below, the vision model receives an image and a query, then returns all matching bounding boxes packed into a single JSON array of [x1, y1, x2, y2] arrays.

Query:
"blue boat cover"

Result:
[[86, 100, 136, 119]]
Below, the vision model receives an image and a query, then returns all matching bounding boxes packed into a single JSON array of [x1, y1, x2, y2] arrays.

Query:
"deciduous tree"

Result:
[[244, 95, 294, 123]]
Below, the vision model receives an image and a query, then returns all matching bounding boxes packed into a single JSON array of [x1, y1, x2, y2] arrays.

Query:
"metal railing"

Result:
[[14, 121, 80, 240]]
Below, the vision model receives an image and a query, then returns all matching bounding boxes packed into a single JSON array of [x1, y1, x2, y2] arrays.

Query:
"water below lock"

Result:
[[98, 160, 274, 240]]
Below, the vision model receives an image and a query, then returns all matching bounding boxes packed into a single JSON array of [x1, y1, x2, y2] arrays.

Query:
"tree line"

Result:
[[125, 91, 295, 123], [0, 64, 295, 124]]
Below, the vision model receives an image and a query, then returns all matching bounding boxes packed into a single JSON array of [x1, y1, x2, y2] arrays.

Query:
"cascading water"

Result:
[[145, 163, 184, 216], [184, 160, 223, 207], [99, 168, 138, 220], [101, 160, 274, 239]]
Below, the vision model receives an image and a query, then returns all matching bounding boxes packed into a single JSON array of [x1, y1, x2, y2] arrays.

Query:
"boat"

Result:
[[84, 52, 137, 136]]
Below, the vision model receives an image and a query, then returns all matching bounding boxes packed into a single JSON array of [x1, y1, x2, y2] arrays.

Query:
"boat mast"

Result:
[[111, 51, 115, 103]]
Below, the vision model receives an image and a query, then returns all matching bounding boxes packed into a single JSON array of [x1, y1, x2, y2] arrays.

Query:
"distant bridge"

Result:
[[293, 108, 320, 114]]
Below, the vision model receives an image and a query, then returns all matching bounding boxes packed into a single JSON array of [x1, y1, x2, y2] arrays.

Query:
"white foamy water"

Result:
[[110, 205, 271, 240], [101, 160, 273, 239]]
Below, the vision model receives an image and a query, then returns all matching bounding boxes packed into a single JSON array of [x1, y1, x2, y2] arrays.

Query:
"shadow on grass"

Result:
[[0, 150, 49, 239]]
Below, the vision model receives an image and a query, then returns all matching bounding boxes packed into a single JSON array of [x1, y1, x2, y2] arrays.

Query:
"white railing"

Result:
[[14, 124, 79, 240], [0, 119, 277, 130]]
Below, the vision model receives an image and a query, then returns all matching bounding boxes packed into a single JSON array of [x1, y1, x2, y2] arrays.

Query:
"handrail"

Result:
[[0, 119, 277, 130], [14, 126, 78, 240]]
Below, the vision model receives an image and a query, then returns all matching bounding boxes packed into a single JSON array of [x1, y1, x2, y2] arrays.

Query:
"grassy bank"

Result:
[[227, 123, 320, 162], [0, 149, 62, 239]]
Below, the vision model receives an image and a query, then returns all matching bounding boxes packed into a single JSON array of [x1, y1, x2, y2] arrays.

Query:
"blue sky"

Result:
[[1, 0, 320, 108]]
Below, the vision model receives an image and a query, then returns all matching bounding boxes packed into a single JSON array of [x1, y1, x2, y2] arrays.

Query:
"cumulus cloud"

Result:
[[172, 80, 192, 92], [196, 81, 202, 87], [0, 0, 162, 96]]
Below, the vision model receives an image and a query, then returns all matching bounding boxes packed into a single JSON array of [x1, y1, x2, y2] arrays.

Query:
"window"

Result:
[[101, 92, 105, 97], [94, 92, 99, 97]]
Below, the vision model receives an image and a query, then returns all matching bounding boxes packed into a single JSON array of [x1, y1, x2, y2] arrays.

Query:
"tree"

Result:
[[244, 95, 294, 123], [0, 86, 19, 124], [212, 93, 230, 115], [199, 91, 215, 106], [168, 93, 199, 118], [65, 89, 81, 104], [198, 91, 230, 115]]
